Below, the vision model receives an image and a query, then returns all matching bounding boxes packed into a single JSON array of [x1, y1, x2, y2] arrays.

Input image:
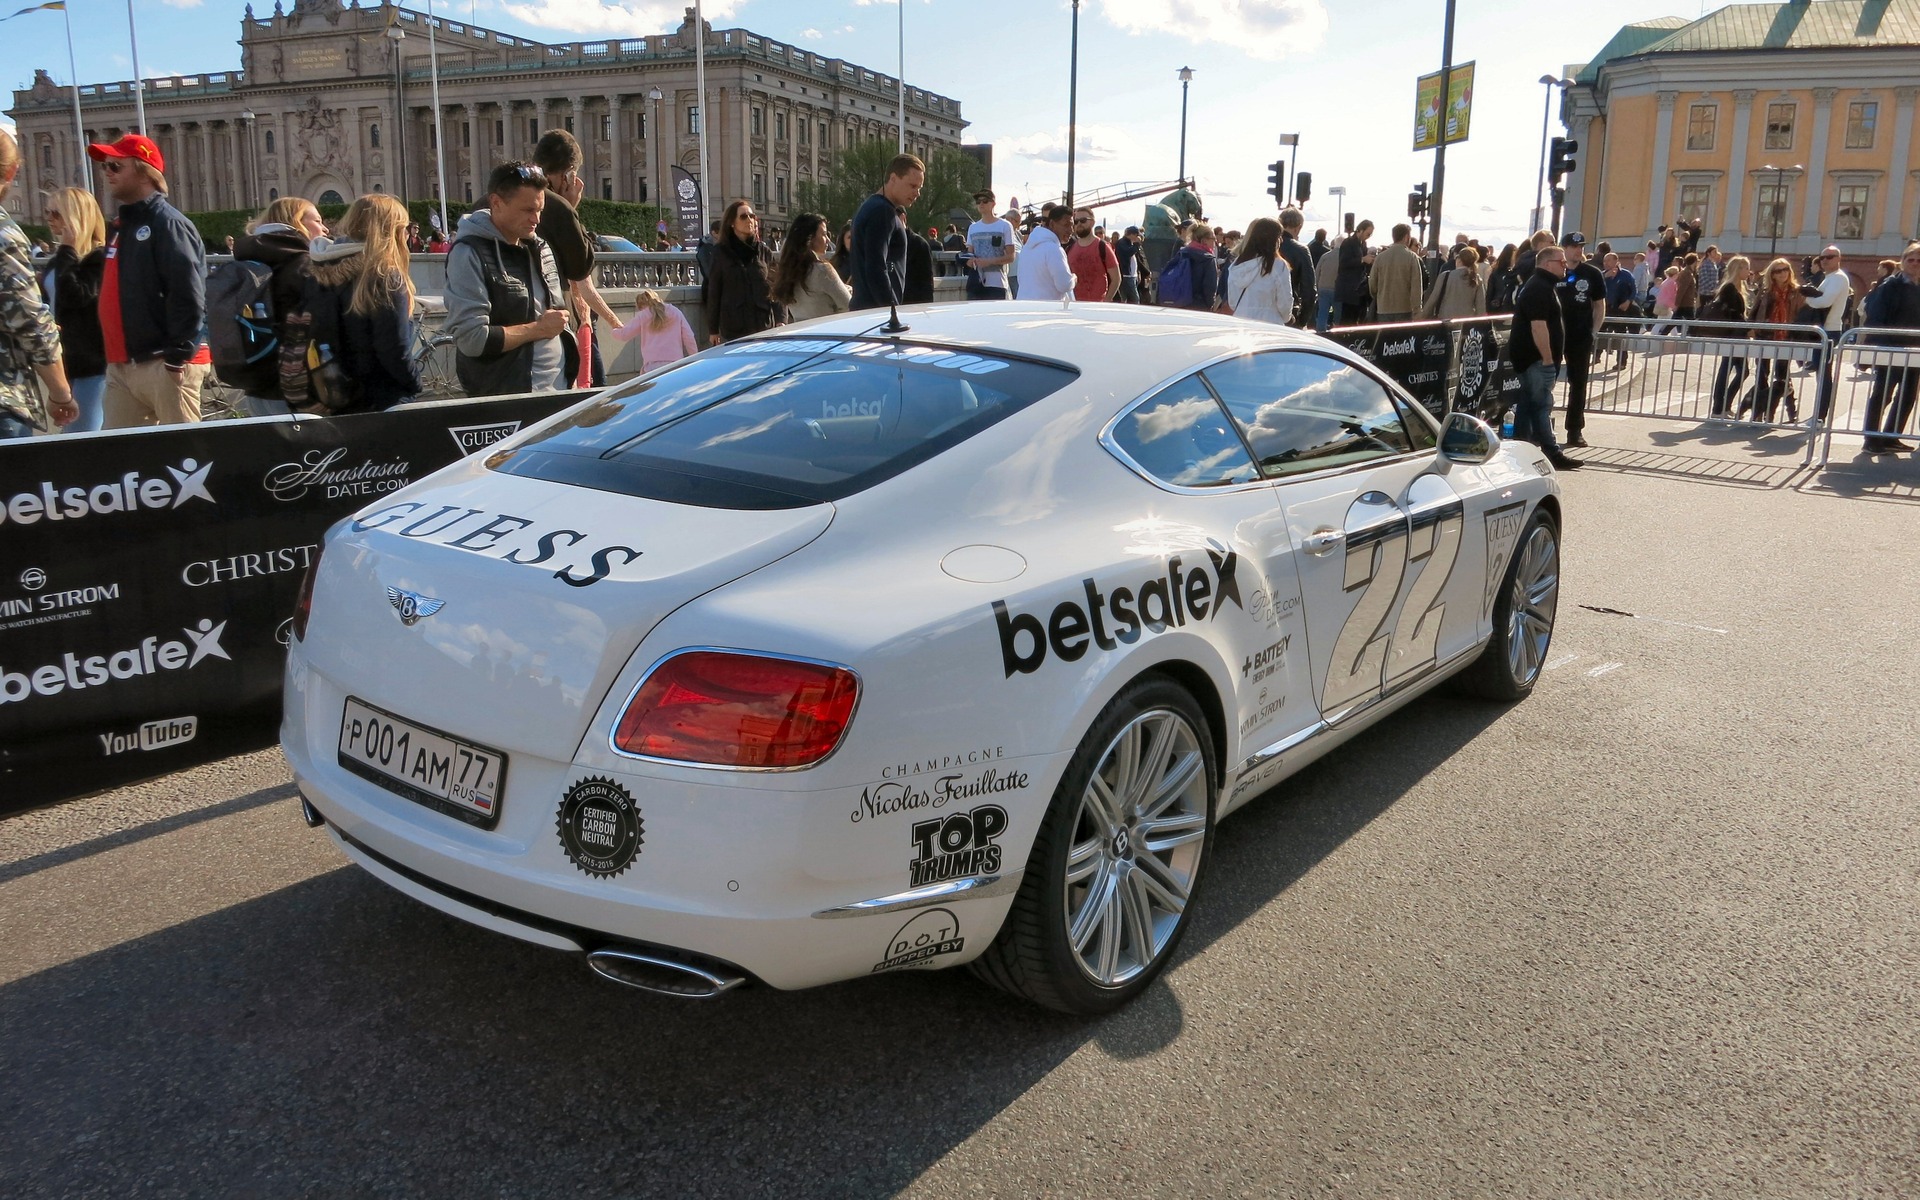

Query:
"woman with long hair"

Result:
[[248, 195, 325, 242], [1486, 243, 1520, 313], [1225, 217, 1292, 325], [40, 187, 108, 432], [303, 193, 420, 411], [1741, 257, 1801, 422], [1702, 254, 1754, 417], [603, 289, 698, 373], [1420, 244, 1488, 320], [0, 128, 76, 437], [831, 221, 855, 284], [230, 195, 320, 415], [701, 198, 780, 345], [770, 212, 851, 323]]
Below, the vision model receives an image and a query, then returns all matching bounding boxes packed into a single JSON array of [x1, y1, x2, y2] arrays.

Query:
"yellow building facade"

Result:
[[1563, 1, 1920, 266]]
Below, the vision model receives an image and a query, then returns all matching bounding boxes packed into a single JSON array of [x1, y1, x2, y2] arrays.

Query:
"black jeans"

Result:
[[965, 283, 1009, 301], [1712, 356, 1749, 417], [1743, 357, 1793, 422], [1864, 367, 1920, 440], [1563, 340, 1593, 438], [1338, 301, 1370, 326]]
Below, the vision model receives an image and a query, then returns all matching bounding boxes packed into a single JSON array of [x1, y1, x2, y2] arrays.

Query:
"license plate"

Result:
[[338, 697, 506, 828]]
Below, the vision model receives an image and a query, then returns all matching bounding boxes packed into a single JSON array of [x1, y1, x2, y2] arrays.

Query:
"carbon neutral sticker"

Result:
[[556, 776, 644, 878]]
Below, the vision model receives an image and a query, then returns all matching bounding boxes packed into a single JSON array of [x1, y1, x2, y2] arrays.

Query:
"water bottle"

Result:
[[1499, 406, 1514, 439]]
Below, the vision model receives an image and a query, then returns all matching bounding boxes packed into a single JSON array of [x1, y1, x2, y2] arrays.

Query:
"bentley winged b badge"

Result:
[[386, 587, 446, 627]]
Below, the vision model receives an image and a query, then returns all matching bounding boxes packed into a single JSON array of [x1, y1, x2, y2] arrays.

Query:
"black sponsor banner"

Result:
[[1327, 318, 1514, 424], [0, 393, 583, 813], [670, 166, 705, 249]]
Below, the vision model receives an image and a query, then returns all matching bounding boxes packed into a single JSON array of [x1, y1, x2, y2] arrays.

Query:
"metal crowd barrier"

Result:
[[1589, 318, 1831, 465], [1818, 327, 1920, 466]]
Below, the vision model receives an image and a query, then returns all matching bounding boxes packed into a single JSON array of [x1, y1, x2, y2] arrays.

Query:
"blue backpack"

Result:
[[1157, 250, 1195, 308]]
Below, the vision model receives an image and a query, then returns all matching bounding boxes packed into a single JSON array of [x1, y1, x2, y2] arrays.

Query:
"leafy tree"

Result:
[[794, 139, 984, 238]]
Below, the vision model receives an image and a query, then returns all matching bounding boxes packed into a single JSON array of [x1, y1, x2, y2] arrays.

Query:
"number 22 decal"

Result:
[[1320, 501, 1465, 715]]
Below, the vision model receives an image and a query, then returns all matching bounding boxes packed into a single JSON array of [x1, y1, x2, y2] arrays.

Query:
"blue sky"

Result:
[[5, 0, 1713, 244]]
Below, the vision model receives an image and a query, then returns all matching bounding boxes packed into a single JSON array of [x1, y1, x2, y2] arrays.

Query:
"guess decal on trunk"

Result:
[[351, 501, 643, 588], [872, 907, 965, 973], [557, 776, 644, 878], [991, 549, 1244, 678], [909, 804, 1008, 887]]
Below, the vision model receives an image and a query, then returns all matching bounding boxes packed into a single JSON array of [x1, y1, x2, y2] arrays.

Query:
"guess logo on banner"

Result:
[[447, 421, 522, 456]]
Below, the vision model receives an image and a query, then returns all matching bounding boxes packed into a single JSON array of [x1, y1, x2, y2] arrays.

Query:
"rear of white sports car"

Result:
[[282, 327, 1103, 995]]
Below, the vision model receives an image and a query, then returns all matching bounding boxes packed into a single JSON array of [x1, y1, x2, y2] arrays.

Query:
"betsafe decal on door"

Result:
[[990, 550, 1244, 678]]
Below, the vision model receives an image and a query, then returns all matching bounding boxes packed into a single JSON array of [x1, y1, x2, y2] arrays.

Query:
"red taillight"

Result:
[[291, 548, 322, 642], [614, 651, 859, 768]]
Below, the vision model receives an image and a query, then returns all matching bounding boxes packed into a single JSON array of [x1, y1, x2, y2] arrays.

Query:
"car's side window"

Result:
[[1203, 352, 1415, 479], [1109, 375, 1260, 488]]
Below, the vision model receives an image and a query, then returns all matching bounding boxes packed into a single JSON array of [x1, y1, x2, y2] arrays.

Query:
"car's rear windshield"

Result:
[[487, 338, 1079, 509]]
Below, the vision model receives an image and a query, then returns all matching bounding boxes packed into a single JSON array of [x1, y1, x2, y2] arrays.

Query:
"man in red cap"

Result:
[[87, 133, 209, 427]]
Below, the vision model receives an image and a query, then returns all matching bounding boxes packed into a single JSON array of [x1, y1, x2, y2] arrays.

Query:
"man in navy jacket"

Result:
[[850, 153, 924, 310]]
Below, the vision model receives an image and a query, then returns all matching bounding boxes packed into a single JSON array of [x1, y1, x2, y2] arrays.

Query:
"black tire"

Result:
[[1454, 508, 1561, 701], [971, 677, 1216, 1014]]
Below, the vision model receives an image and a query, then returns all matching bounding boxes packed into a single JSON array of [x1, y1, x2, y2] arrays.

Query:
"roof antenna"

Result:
[[882, 301, 909, 334]]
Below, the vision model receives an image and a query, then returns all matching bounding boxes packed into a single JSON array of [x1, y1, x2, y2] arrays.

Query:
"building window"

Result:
[[752, 107, 764, 136], [428, 124, 437, 149], [1757, 183, 1789, 240], [565, 114, 574, 134], [636, 110, 646, 140], [495, 119, 504, 144], [264, 130, 275, 154], [462, 122, 471, 149], [776, 176, 787, 208], [775, 112, 786, 141], [269, 187, 278, 200], [599, 114, 611, 142], [1764, 102, 1795, 150], [1678, 184, 1712, 222], [1835, 185, 1869, 239], [370, 123, 381, 149], [798, 118, 809, 145], [529, 117, 539, 143], [752, 172, 764, 204], [687, 105, 702, 134], [819, 120, 828, 147], [1686, 103, 1716, 151], [40, 142, 52, 169], [373, 183, 383, 193], [603, 178, 613, 200], [1845, 101, 1877, 149]]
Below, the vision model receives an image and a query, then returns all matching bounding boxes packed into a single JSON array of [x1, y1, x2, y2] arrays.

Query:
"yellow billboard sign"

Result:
[[1413, 61, 1475, 151]]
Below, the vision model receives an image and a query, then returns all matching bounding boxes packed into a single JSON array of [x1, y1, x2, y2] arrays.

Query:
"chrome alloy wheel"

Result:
[[1064, 708, 1210, 987], [1505, 523, 1561, 688]]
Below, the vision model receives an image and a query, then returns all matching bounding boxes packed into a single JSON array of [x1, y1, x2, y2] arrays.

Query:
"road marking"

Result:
[[1545, 653, 1581, 671], [1586, 662, 1624, 678], [1577, 604, 1727, 635]]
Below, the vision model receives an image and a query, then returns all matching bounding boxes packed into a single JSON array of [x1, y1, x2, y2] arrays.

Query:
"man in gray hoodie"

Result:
[[445, 161, 570, 397]]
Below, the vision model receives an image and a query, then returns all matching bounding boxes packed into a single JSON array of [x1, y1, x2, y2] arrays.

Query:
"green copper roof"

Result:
[[1582, 2, 1920, 83]]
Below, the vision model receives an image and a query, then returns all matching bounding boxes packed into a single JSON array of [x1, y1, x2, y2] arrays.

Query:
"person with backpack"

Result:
[[1159, 222, 1218, 311], [296, 194, 421, 413], [214, 196, 318, 415]]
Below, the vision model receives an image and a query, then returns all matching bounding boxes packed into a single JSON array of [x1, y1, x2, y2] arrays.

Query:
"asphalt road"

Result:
[[3, 415, 1916, 1199]]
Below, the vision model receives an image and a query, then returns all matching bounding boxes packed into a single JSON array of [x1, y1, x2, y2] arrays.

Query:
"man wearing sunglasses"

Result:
[[86, 133, 208, 428], [1801, 245, 1853, 422]]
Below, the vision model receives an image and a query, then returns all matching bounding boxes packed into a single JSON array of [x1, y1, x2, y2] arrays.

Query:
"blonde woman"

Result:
[[230, 196, 320, 414], [1702, 254, 1753, 416], [40, 187, 108, 431], [0, 128, 77, 437], [1419, 244, 1488, 320], [303, 193, 420, 410], [604, 289, 698, 372]]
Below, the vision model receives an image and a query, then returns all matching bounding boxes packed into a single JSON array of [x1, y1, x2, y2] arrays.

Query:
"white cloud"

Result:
[[802, 28, 823, 39], [497, 0, 741, 37], [1000, 124, 1132, 166], [1099, 0, 1327, 60], [158, 0, 204, 9]]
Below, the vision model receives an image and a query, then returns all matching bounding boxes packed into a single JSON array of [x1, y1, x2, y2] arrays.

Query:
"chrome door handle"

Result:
[[1303, 528, 1345, 556]]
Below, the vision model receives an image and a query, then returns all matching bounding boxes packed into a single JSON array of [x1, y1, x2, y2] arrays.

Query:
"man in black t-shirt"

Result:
[[1508, 245, 1583, 470], [1555, 232, 1607, 447]]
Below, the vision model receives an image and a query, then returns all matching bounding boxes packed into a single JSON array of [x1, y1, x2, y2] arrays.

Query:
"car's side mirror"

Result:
[[1439, 411, 1499, 465]]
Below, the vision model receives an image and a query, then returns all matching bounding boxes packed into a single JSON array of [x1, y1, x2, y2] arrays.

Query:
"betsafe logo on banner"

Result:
[[0, 619, 231, 706], [0, 460, 214, 526]]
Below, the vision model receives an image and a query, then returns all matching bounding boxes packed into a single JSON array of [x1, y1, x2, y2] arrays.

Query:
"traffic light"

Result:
[[1267, 161, 1286, 205], [1294, 171, 1312, 205], [1343, 211, 1355, 234], [1548, 137, 1579, 184], [1407, 182, 1429, 221]]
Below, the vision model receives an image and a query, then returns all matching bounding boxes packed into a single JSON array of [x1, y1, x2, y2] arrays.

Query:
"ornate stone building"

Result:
[[6, 0, 967, 231], [1563, 0, 1920, 260]]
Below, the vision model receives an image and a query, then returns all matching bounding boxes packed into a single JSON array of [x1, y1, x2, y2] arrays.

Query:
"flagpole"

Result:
[[694, 0, 710, 228], [426, 0, 449, 237], [125, 0, 146, 133], [61, 1, 88, 186]]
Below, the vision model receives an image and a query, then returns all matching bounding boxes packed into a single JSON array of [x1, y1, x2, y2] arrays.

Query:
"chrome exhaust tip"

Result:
[[586, 948, 746, 999], [299, 796, 327, 829]]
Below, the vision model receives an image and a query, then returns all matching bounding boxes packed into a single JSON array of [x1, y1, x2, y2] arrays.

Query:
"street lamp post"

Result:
[[1329, 184, 1346, 234], [425, 0, 450, 238], [1533, 74, 1573, 234], [649, 86, 663, 217], [1761, 163, 1801, 257], [1065, 0, 1081, 207], [1177, 66, 1194, 185], [387, 23, 407, 204], [238, 107, 255, 210]]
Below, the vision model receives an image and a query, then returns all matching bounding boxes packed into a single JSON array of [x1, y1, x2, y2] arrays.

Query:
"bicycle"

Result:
[[410, 326, 460, 399]]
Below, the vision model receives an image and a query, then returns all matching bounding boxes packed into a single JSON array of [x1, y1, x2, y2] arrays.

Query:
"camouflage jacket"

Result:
[[0, 204, 60, 428]]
